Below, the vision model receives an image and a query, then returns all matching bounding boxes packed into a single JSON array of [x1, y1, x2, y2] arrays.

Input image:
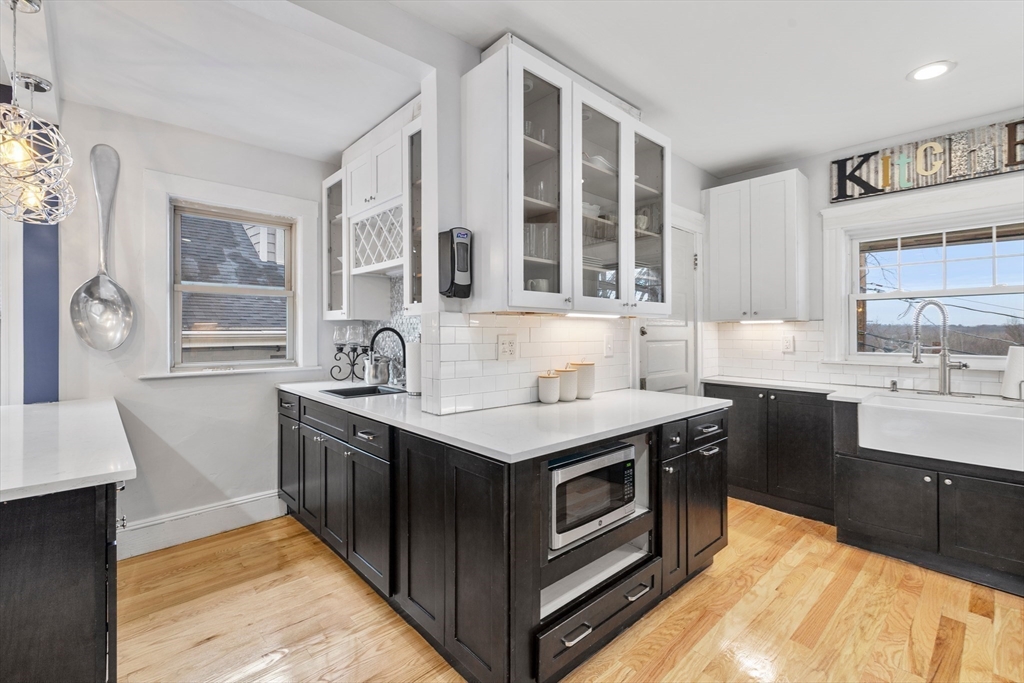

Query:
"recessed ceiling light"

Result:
[[907, 61, 957, 81]]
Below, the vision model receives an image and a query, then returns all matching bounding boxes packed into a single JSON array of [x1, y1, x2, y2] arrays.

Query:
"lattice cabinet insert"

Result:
[[352, 201, 404, 274]]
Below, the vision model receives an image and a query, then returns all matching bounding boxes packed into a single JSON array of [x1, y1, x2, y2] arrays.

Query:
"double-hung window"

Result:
[[853, 223, 1024, 358], [172, 201, 295, 370]]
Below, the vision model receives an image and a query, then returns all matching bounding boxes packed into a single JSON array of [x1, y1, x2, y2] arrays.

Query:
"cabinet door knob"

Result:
[[753, 311, 758, 315], [670, 435, 681, 444], [623, 303, 630, 308], [924, 476, 932, 483], [565, 297, 572, 304], [292, 424, 299, 431], [944, 479, 952, 486], [769, 395, 776, 400], [664, 466, 674, 474], [742, 312, 747, 315], [758, 393, 764, 398]]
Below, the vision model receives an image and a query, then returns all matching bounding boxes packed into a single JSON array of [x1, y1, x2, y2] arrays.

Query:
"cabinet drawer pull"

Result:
[[670, 435, 682, 445], [560, 623, 593, 648], [280, 401, 294, 408], [356, 429, 377, 442], [625, 582, 651, 602], [698, 424, 719, 434], [699, 446, 720, 457]]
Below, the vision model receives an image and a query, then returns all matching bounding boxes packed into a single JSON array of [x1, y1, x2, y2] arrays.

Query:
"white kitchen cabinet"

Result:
[[464, 43, 672, 316], [703, 169, 808, 322], [346, 131, 403, 214], [402, 118, 423, 315], [322, 168, 390, 322]]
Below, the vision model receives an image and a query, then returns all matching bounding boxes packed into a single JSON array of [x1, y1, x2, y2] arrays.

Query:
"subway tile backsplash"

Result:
[[704, 321, 1007, 396], [419, 312, 630, 415]]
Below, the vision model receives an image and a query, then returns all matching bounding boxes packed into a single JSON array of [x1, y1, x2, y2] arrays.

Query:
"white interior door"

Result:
[[639, 227, 696, 394]]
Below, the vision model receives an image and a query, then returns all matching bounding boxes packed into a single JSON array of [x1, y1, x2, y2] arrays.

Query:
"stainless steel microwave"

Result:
[[549, 444, 636, 550]]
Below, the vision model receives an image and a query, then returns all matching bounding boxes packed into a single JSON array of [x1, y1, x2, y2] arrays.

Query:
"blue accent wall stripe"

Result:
[[22, 223, 60, 404]]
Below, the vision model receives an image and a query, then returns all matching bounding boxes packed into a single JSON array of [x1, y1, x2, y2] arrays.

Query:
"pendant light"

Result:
[[0, 0, 76, 224]]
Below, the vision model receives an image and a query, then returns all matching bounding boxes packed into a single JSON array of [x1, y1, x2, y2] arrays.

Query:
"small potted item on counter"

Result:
[[554, 365, 578, 401], [570, 360, 596, 399], [538, 371, 560, 404]]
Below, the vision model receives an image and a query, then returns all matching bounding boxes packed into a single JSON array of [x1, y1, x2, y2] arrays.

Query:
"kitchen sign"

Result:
[[830, 119, 1024, 202]]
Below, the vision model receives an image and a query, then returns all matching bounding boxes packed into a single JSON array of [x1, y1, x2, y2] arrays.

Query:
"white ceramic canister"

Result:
[[538, 372, 560, 404], [570, 361, 595, 399], [554, 367, 578, 401]]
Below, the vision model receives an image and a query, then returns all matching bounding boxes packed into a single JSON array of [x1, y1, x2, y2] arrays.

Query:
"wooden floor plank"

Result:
[[117, 499, 1024, 683]]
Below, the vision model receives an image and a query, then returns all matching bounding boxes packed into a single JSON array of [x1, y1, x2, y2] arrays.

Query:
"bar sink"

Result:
[[858, 393, 1024, 471], [321, 385, 406, 399]]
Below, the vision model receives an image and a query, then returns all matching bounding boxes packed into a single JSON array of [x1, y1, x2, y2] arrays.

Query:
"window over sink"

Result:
[[171, 201, 295, 371], [853, 223, 1023, 357]]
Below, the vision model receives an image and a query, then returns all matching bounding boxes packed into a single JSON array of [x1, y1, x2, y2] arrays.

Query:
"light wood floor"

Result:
[[118, 499, 1024, 683]]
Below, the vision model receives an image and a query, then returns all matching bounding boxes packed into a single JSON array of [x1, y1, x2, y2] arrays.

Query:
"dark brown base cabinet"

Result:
[[279, 393, 731, 683], [278, 396, 392, 597], [703, 384, 833, 523], [836, 454, 1024, 596], [0, 484, 117, 683]]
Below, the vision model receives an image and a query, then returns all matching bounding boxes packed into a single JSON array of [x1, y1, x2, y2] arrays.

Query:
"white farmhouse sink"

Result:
[[858, 393, 1024, 472]]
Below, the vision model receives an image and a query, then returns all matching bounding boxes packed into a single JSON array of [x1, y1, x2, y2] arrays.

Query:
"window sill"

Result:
[[822, 356, 1007, 372], [139, 366, 323, 380]]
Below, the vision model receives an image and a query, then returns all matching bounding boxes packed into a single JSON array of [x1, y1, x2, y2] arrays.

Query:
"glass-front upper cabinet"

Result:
[[632, 122, 671, 316], [573, 86, 631, 313], [322, 167, 347, 319], [403, 118, 423, 315], [508, 49, 573, 310]]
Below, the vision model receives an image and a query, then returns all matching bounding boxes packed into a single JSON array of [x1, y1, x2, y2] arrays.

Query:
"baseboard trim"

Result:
[[117, 490, 286, 559]]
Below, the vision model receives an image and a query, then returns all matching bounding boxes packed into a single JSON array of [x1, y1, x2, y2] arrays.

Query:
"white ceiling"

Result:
[[392, 0, 1024, 177], [47, 1, 423, 164]]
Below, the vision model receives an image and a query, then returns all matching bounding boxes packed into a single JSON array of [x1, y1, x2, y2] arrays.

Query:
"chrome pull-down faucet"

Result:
[[910, 299, 968, 395]]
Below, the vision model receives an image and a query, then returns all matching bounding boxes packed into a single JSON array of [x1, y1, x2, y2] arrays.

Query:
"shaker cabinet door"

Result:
[[347, 151, 372, 213], [703, 384, 767, 492], [278, 414, 300, 509], [297, 425, 324, 534], [660, 454, 687, 591], [687, 440, 728, 572], [372, 133, 403, 206], [347, 447, 392, 595], [767, 390, 833, 509], [444, 447, 509, 683], [396, 433, 447, 644], [320, 436, 349, 559], [939, 474, 1024, 576], [835, 455, 938, 552], [705, 182, 750, 321]]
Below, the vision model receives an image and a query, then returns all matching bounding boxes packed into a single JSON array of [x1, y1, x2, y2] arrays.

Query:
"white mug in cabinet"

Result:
[[538, 372, 560, 404], [527, 279, 551, 292], [554, 367, 578, 401], [570, 361, 595, 399]]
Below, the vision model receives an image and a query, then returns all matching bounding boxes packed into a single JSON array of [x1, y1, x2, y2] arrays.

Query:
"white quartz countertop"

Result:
[[701, 375, 879, 403], [1, 398, 138, 502], [277, 381, 731, 463]]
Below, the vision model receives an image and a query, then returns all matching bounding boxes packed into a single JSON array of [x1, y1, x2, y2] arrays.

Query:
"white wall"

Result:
[[711, 106, 1024, 320], [58, 101, 335, 557], [672, 153, 717, 214]]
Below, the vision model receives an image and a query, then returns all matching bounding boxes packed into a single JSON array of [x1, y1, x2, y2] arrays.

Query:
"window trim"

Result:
[[171, 201, 296, 372], [140, 171, 320, 379], [821, 173, 1024, 372]]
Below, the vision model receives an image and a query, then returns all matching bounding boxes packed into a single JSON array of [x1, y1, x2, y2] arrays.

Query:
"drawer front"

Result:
[[687, 409, 728, 450], [661, 419, 687, 461], [349, 413, 392, 462], [536, 558, 662, 683], [277, 391, 299, 419], [299, 399, 349, 443]]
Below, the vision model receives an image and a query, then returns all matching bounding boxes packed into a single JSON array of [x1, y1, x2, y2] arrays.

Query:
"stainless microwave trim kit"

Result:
[[549, 443, 636, 550], [439, 227, 472, 298]]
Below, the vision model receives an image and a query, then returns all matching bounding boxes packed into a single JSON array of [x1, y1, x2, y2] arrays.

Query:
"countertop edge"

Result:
[[277, 382, 732, 463], [701, 375, 877, 403]]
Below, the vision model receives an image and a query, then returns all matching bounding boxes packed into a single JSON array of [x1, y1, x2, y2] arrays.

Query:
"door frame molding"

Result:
[[630, 204, 705, 390]]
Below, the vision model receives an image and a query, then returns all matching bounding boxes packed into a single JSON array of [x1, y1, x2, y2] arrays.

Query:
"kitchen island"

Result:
[[275, 381, 730, 683], [1, 398, 137, 683]]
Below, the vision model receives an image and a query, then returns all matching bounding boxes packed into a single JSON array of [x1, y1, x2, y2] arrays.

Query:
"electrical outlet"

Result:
[[498, 334, 518, 360], [604, 334, 614, 358], [783, 335, 795, 353]]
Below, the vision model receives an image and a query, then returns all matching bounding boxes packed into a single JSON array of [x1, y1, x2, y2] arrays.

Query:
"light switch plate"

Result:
[[498, 334, 518, 360], [783, 335, 795, 352], [604, 334, 614, 358]]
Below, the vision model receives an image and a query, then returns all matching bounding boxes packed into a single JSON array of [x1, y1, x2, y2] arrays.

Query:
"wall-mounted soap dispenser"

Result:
[[439, 228, 472, 298]]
